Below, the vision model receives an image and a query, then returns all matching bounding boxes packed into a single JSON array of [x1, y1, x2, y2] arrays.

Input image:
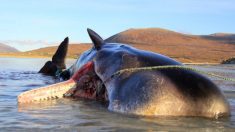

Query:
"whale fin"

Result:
[[87, 28, 104, 50], [39, 37, 69, 76], [38, 61, 58, 76], [52, 37, 69, 69]]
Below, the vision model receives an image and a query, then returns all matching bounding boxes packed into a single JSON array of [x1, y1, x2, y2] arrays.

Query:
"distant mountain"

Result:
[[201, 33, 235, 45], [0, 43, 19, 53]]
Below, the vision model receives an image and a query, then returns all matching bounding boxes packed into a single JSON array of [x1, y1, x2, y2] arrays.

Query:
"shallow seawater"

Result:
[[0, 57, 234, 131]]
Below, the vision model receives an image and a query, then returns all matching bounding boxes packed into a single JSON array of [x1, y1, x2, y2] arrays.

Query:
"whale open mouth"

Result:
[[17, 61, 107, 104]]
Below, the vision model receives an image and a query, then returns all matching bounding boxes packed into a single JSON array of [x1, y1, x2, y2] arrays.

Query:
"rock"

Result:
[[222, 57, 235, 64]]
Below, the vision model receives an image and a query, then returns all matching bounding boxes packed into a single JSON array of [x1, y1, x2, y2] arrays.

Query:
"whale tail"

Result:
[[39, 37, 69, 76]]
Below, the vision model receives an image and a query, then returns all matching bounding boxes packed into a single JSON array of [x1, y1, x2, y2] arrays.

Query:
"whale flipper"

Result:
[[39, 37, 69, 76]]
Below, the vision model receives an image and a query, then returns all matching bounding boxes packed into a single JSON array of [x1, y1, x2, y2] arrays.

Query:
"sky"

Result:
[[0, 0, 235, 51]]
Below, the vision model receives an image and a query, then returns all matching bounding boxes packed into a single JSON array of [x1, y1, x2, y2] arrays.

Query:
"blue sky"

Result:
[[0, 0, 235, 51]]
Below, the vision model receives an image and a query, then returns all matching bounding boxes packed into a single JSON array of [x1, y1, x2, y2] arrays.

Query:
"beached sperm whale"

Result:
[[19, 29, 230, 118]]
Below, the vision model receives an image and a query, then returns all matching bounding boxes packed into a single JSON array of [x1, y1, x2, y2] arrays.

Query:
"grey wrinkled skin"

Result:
[[43, 29, 230, 118]]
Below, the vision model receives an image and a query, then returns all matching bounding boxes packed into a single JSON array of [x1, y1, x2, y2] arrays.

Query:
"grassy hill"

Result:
[[0, 43, 19, 53], [1, 28, 235, 63], [106, 28, 235, 63]]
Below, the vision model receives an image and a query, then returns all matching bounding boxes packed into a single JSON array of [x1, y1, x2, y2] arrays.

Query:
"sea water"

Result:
[[0, 58, 234, 131]]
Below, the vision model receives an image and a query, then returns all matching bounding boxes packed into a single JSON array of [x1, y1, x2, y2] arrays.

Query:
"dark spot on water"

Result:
[[75, 121, 104, 127], [22, 84, 43, 87]]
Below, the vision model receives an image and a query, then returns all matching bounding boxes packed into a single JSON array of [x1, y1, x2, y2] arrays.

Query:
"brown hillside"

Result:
[[106, 28, 235, 63]]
